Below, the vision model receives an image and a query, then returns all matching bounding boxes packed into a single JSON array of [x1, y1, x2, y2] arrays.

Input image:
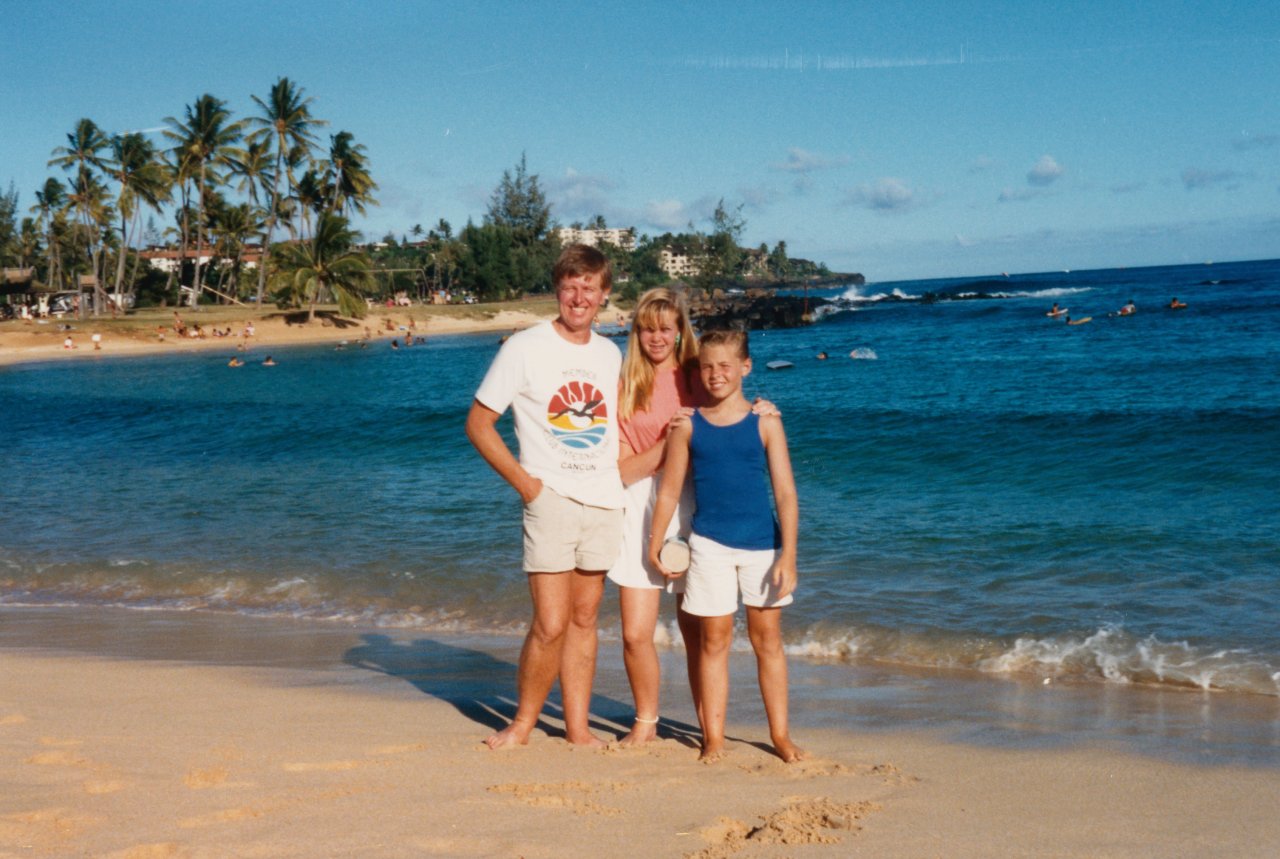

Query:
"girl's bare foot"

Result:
[[617, 718, 659, 747], [566, 730, 607, 749]]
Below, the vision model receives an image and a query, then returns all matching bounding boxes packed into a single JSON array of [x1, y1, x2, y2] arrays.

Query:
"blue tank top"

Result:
[[689, 410, 780, 550]]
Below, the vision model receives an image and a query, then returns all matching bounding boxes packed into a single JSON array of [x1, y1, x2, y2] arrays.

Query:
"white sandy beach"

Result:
[[2, 608, 1277, 859]]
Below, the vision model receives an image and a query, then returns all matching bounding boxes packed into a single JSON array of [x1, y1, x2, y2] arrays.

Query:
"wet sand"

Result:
[[2, 606, 1277, 858]]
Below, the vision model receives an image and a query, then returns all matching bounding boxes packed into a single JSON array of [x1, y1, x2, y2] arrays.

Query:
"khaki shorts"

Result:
[[523, 486, 623, 573]]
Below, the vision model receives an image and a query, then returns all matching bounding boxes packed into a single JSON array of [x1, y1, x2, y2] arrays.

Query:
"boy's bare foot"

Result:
[[698, 741, 727, 763], [617, 718, 659, 747], [772, 736, 807, 763], [485, 721, 534, 750]]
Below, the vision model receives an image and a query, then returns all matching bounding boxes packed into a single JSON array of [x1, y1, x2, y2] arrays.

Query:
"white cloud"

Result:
[[846, 177, 916, 212], [737, 185, 781, 210], [546, 168, 616, 221], [772, 147, 848, 173], [1027, 155, 1064, 186], [643, 199, 694, 230], [969, 155, 997, 173]]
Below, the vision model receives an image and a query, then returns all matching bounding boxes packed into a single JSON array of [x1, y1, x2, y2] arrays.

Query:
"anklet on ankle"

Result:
[[634, 715, 659, 724]]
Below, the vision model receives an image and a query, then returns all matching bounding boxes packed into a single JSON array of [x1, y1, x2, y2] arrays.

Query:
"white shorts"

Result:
[[682, 533, 793, 617], [606, 471, 694, 592]]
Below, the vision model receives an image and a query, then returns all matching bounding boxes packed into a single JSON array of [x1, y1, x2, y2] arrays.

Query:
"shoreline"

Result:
[[3, 606, 1278, 857], [0, 303, 631, 368]]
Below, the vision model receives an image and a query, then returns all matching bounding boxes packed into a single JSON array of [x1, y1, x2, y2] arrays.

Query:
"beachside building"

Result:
[[554, 226, 637, 252], [139, 245, 263, 273], [658, 245, 702, 279]]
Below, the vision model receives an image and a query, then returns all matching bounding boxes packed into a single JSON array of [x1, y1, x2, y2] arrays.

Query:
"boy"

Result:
[[649, 329, 803, 762]]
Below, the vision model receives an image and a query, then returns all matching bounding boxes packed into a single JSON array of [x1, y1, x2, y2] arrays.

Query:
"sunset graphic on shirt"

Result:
[[546, 381, 608, 450]]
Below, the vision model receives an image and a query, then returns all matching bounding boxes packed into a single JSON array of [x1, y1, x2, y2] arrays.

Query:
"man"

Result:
[[465, 244, 624, 749]]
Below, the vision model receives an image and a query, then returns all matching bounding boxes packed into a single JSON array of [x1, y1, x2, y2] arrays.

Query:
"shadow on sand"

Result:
[[343, 633, 701, 746]]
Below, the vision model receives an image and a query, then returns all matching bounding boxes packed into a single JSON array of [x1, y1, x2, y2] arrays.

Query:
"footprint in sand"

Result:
[[98, 843, 186, 859], [282, 759, 362, 773], [84, 779, 129, 795], [367, 742, 429, 756], [487, 780, 626, 816], [689, 797, 880, 858], [0, 712, 29, 726], [184, 766, 230, 789]]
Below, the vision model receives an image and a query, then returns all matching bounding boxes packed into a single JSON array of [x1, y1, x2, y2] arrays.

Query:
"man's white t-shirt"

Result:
[[475, 320, 624, 510]]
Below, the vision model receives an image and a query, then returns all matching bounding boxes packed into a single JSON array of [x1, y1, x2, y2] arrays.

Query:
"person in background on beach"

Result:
[[263, 356, 276, 366], [91, 332, 102, 350], [649, 329, 803, 763], [1118, 299, 1136, 316], [63, 335, 75, 349], [228, 356, 244, 367], [466, 244, 624, 749], [816, 351, 828, 360], [1169, 297, 1188, 309]]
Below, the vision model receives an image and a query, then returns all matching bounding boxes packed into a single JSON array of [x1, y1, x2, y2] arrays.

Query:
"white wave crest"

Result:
[[979, 626, 1280, 694]]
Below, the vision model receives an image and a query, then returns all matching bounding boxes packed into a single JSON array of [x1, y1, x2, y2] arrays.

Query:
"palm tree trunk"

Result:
[[192, 163, 206, 307]]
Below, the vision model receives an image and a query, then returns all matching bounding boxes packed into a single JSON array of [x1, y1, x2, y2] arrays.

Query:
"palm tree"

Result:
[[164, 94, 243, 305], [65, 171, 113, 314], [269, 211, 373, 322], [105, 132, 171, 301], [31, 177, 67, 289], [49, 119, 109, 313], [247, 78, 326, 300], [210, 201, 260, 301], [323, 131, 378, 216], [292, 168, 326, 239], [225, 138, 275, 304]]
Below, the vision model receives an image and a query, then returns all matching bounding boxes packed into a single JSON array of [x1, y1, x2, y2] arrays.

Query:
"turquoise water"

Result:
[[3, 260, 1278, 723]]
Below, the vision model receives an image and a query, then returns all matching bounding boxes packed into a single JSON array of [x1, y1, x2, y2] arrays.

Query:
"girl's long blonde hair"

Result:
[[619, 287, 699, 421]]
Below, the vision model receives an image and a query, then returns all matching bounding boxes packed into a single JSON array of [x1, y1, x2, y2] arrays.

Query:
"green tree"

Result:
[[247, 77, 327, 296], [484, 154, 554, 295], [323, 130, 377, 216], [164, 94, 243, 304], [0, 182, 19, 267], [486, 153, 550, 244], [269, 211, 373, 321], [456, 221, 516, 301], [225, 138, 275, 303], [49, 118, 111, 311], [30, 178, 67, 288], [105, 132, 171, 300]]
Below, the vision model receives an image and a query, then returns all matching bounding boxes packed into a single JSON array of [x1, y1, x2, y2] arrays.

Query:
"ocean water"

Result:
[[3, 259, 1279, 755]]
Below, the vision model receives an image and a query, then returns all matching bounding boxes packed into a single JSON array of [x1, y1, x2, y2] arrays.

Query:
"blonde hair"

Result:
[[619, 288, 699, 420], [698, 328, 749, 359]]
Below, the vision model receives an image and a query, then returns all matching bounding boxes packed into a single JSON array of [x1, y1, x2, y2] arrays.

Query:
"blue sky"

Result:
[[4, 0, 1278, 282]]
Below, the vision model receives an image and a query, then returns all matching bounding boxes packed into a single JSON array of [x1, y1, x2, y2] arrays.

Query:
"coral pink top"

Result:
[[619, 366, 695, 454]]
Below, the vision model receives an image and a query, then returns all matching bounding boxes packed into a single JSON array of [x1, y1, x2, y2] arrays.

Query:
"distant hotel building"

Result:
[[555, 226, 637, 252], [658, 245, 702, 279]]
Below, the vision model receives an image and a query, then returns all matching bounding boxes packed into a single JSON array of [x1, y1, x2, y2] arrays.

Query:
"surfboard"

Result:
[[1046, 308, 1069, 317], [766, 360, 795, 370]]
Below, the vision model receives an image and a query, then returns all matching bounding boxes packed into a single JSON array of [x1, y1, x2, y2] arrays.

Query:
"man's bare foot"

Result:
[[772, 736, 807, 763], [485, 721, 533, 750], [617, 719, 659, 747]]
